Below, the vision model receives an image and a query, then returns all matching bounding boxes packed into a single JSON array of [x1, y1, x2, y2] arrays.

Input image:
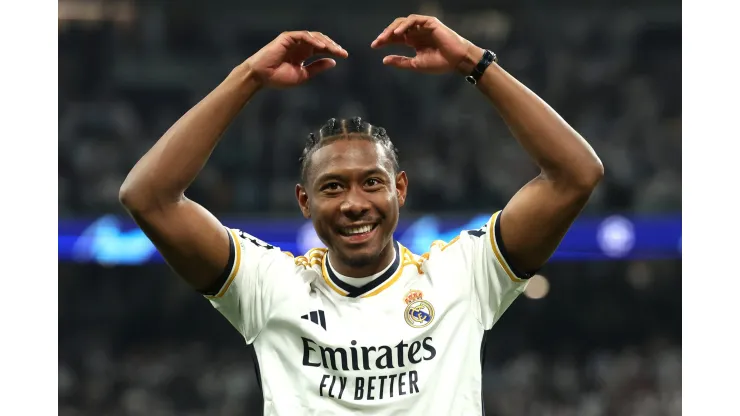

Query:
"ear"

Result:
[[296, 184, 311, 218], [395, 171, 408, 207]]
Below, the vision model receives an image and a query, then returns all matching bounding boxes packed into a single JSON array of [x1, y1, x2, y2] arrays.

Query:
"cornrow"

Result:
[[299, 117, 400, 184]]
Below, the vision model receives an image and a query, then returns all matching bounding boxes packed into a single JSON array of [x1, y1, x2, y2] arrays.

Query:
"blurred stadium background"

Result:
[[58, 0, 681, 415]]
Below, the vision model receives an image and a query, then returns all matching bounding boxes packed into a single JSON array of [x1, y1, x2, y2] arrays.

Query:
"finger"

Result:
[[382, 55, 416, 70], [371, 33, 408, 49], [394, 15, 434, 35], [371, 25, 409, 49], [371, 17, 406, 47], [303, 58, 337, 78], [379, 17, 406, 39], [289, 31, 347, 59], [312, 32, 349, 58], [289, 31, 327, 50]]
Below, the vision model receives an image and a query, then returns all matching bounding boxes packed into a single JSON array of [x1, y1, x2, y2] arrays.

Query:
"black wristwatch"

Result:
[[465, 49, 497, 85]]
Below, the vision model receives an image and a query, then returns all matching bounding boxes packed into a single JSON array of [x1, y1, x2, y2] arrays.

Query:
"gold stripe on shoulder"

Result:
[[209, 228, 243, 298], [295, 247, 327, 269], [440, 235, 460, 251], [488, 211, 527, 283], [422, 234, 461, 259]]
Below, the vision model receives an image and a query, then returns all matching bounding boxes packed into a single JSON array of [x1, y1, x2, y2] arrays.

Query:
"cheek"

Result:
[[311, 202, 338, 225], [377, 191, 399, 214]]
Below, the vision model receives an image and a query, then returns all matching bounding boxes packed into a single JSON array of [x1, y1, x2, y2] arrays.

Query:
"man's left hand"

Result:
[[371, 15, 483, 75]]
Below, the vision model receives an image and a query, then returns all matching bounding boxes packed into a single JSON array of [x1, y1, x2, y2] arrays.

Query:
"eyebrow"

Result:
[[314, 168, 389, 185]]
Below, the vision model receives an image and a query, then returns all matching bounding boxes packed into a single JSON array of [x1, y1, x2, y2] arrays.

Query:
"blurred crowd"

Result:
[[483, 343, 682, 416], [58, 5, 681, 217]]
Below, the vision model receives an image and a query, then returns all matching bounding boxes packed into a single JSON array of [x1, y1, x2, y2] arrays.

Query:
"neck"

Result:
[[329, 241, 397, 278]]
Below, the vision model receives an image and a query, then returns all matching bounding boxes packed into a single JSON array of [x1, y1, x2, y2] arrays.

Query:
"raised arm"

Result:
[[119, 31, 347, 293], [373, 15, 603, 275], [466, 58, 603, 274]]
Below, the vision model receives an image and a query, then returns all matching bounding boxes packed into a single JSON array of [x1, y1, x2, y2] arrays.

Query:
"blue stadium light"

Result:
[[597, 215, 635, 258], [58, 213, 682, 265]]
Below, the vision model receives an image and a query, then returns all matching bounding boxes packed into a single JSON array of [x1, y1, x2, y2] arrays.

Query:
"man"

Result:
[[120, 15, 603, 416]]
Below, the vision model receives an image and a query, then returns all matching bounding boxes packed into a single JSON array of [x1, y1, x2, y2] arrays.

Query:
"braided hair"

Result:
[[299, 117, 400, 184]]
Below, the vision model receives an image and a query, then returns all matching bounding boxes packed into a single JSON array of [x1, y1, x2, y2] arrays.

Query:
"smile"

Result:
[[338, 223, 378, 237], [337, 224, 379, 243]]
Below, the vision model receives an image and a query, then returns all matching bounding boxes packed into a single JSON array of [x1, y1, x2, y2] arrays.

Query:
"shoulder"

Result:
[[231, 228, 282, 253], [413, 215, 497, 266], [396, 244, 427, 274], [229, 228, 309, 270], [292, 247, 328, 270]]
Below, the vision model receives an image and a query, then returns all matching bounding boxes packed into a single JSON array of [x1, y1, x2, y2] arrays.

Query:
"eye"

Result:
[[321, 182, 343, 192], [365, 178, 383, 188]]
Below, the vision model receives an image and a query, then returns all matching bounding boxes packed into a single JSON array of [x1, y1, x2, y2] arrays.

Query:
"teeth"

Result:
[[346, 225, 373, 235]]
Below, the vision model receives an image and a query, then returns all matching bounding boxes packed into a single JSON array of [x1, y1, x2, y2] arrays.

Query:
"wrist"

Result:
[[456, 44, 485, 75], [229, 61, 265, 93]]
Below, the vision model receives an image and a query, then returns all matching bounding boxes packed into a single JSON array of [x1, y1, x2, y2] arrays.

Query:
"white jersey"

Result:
[[206, 210, 529, 416]]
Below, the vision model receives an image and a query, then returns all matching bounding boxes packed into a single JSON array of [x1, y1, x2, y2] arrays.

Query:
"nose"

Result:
[[340, 187, 371, 219]]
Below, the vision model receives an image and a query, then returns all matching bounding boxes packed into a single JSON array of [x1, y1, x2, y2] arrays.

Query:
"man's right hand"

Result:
[[244, 31, 348, 89]]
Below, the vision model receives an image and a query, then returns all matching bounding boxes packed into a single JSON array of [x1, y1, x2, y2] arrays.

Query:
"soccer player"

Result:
[[120, 15, 603, 415]]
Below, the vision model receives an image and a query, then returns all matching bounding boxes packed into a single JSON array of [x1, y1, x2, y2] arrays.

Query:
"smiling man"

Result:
[[296, 119, 406, 281], [120, 15, 603, 416]]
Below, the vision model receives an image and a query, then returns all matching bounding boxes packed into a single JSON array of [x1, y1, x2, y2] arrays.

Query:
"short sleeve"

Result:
[[204, 228, 295, 344], [453, 211, 531, 329]]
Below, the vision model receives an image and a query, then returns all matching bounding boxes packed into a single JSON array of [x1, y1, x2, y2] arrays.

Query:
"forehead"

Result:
[[309, 138, 392, 180]]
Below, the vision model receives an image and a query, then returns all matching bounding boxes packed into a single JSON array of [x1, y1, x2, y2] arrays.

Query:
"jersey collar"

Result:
[[323, 240, 401, 298]]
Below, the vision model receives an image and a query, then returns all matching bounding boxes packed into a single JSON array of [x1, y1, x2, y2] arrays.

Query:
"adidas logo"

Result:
[[301, 310, 327, 330]]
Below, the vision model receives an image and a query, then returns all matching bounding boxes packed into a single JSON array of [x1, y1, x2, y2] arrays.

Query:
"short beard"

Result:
[[341, 251, 382, 269]]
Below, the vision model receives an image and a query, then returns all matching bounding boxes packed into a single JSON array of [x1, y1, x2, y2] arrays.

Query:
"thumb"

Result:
[[382, 55, 416, 70], [303, 58, 337, 78]]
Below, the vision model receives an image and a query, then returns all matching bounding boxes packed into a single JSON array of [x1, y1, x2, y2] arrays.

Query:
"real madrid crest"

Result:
[[403, 290, 435, 328]]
